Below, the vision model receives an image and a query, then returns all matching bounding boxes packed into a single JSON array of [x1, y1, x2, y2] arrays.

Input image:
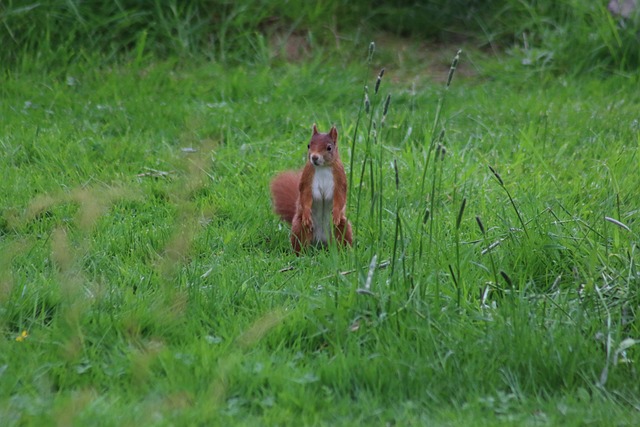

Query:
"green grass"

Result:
[[2, 0, 639, 73], [2, 41, 640, 425]]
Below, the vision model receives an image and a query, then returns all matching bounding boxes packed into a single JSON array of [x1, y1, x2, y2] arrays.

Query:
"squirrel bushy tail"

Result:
[[270, 170, 301, 224]]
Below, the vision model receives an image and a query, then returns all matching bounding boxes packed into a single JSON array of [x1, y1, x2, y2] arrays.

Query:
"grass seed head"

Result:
[[500, 271, 513, 288], [476, 216, 486, 235], [237, 310, 285, 349], [375, 68, 385, 94], [456, 198, 466, 230], [364, 254, 378, 290], [489, 166, 504, 186], [393, 159, 399, 190], [51, 227, 73, 273], [423, 207, 430, 224], [446, 49, 462, 88], [383, 93, 391, 116], [604, 216, 631, 232], [368, 42, 375, 62]]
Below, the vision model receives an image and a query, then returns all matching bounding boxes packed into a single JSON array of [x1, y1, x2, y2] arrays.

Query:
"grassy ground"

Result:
[[1, 41, 640, 425]]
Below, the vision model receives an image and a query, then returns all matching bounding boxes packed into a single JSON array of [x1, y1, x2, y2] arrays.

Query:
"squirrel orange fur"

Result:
[[270, 124, 353, 253]]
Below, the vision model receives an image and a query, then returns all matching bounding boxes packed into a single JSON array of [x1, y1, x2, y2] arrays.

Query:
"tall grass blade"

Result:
[[489, 166, 529, 237]]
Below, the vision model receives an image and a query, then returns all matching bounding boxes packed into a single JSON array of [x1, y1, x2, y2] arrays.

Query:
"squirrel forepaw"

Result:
[[301, 213, 313, 230]]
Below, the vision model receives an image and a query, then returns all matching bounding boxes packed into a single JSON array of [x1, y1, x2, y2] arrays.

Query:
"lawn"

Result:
[[2, 36, 640, 425]]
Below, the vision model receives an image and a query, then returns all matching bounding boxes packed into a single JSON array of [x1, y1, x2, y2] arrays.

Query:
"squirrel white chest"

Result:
[[312, 167, 334, 201], [311, 167, 334, 243]]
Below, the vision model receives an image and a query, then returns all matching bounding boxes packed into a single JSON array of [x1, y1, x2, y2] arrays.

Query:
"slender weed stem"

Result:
[[477, 215, 501, 298], [349, 42, 375, 199], [489, 166, 529, 238], [453, 197, 466, 307]]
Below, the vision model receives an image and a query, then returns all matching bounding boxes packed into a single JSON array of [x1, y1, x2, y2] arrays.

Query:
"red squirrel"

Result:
[[270, 124, 353, 253]]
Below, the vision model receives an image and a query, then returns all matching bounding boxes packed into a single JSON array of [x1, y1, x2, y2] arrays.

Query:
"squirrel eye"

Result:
[[327, 144, 333, 151], [307, 144, 310, 149]]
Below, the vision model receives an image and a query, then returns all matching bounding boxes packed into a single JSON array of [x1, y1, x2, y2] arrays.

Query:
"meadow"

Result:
[[2, 1, 640, 425]]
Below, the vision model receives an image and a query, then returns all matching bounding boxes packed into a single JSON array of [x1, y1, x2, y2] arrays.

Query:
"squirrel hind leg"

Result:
[[335, 220, 353, 247], [291, 215, 312, 254]]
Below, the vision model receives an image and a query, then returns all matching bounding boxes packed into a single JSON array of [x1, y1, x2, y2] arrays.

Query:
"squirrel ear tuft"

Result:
[[329, 126, 338, 143], [312, 123, 319, 135]]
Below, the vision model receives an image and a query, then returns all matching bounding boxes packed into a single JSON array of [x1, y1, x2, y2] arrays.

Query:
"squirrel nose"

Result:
[[311, 154, 321, 165]]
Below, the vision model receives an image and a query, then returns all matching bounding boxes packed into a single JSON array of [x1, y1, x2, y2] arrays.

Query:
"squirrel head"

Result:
[[308, 124, 338, 167]]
